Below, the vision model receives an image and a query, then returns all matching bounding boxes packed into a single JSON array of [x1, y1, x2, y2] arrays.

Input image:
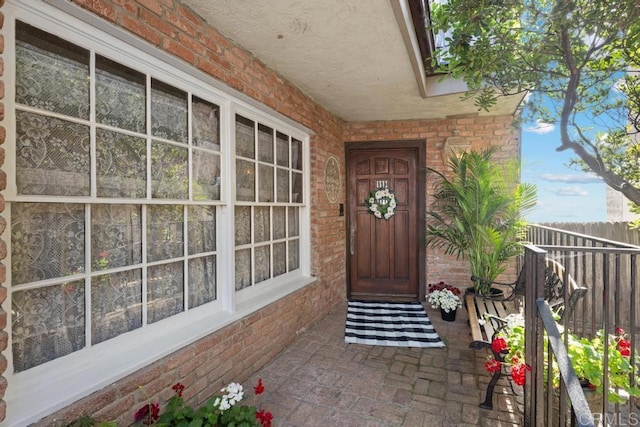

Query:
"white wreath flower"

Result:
[[365, 187, 396, 220]]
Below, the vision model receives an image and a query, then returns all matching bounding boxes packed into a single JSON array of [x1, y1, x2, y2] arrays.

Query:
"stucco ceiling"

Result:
[[182, 0, 523, 122]]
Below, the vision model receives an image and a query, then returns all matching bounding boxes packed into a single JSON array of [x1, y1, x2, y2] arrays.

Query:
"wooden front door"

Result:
[[346, 141, 424, 300]]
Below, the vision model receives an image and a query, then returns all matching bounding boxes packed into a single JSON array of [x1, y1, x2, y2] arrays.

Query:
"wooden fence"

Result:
[[540, 221, 640, 246]]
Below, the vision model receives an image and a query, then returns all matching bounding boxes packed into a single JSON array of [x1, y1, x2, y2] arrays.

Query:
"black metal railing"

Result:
[[522, 226, 640, 426]]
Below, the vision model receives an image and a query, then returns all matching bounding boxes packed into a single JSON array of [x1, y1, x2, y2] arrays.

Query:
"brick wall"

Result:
[[36, 285, 328, 426], [344, 115, 521, 290]]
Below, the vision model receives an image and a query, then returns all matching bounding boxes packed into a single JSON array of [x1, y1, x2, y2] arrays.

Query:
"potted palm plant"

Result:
[[426, 147, 537, 295]]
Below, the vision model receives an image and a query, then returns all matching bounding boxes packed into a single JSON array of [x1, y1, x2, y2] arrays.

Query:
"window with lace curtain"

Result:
[[234, 116, 303, 291], [11, 21, 221, 372]]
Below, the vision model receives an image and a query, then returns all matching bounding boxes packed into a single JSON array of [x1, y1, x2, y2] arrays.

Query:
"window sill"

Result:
[[5, 275, 316, 427]]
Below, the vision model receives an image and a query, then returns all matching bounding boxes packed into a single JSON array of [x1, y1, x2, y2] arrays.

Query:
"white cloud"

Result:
[[550, 186, 589, 196], [524, 120, 555, 134], [540, 173, 601, 184]]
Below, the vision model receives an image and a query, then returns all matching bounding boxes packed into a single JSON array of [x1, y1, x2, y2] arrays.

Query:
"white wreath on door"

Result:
[[365, 187, 397, 219]]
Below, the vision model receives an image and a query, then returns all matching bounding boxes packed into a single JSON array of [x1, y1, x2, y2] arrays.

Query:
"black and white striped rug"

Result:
[[344, 300, 445, 348]]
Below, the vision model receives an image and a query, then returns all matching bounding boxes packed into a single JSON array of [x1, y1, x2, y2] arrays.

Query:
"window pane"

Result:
[[188, 206, 216, 255], [236, 159, 255, 202], [193, 150, 221, 201], [235, 249, 252, 291], [276, 131, 289, 167], [258, 164, 274, 202], [96, 55, 145, 133], [189, 256, 216, 308], [91, 204, 142, 269], [292, 138, 303, 170], [12, 281, 85, 372], [147, 205, 184, 262], [276, 168, 289, 203], [236, 115, 255, 158], [273, 242, 286, 277], [16, 111, 90, 196], [151, 141, 188, 199], [192, 97, 220, 151], [255, 245, 270, 283], [91, 270, 142, 345], [16, 21, 89, 119], [292, 172, 303, 203], [96, 129, 146, 198], [147, 262, 184, 323], [151, 79, 187, 143], [12, 203, 85, 285], [235, 206, 251, 246], [288, 207, 299, 237], [273, 207, 286, 240], [258, 124, 273, 163], [254, 207, 270, 243], [288, 240, 300, 271]]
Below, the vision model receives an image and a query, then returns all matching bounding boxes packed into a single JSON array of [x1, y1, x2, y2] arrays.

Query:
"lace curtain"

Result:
[[12, 22, 221, 372]]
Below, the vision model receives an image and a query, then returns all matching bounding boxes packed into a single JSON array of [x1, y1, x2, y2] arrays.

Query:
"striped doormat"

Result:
[[345, 300, 445, 348]]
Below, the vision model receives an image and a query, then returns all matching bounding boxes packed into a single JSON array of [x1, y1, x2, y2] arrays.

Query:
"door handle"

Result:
[[350, 223, 356, 255]]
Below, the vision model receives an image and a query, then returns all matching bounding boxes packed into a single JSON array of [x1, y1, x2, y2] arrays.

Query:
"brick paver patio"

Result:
[[243, 301, 523, 426]]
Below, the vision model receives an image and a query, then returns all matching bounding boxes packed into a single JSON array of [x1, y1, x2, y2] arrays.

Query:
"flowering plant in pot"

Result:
[[427, 281, 462, 319], [484, 313, 640, 403]]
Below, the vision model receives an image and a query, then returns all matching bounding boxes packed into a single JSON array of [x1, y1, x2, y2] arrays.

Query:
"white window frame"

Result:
[[1, 2, 314, 426]]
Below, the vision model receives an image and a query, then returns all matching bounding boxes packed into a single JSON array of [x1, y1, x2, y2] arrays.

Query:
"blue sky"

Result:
[[521, 120, 606, 223]]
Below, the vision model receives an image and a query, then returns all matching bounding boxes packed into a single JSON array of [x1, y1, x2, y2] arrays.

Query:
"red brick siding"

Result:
[[344, 115, 521, 291]]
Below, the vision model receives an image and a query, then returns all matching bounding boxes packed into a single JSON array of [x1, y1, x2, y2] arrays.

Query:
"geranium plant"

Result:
[[134, 379, 272, 426], [483, 313, 531, 386], [484, 313, 640, 403], [427, 281, 462, 313]]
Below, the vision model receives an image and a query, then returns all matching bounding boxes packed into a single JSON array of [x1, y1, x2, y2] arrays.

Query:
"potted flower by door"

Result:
[[428, 281, 462, 321], [425, 148, 537, 295]]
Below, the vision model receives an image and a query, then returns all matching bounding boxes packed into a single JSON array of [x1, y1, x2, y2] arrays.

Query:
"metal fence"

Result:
[[522, 225, 640, 426]]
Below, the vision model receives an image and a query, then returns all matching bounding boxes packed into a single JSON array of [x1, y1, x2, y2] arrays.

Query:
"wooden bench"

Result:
[[465, 259, 587, 409]]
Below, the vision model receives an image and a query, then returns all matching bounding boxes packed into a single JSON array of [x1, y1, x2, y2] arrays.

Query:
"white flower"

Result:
[[375, 190, 383, 199], [369, 197, 375, 204], [374, 211, 382, 218], [389, 200, 396, 208], [219, 397, 231, 411], [428, 289, 461, 313]]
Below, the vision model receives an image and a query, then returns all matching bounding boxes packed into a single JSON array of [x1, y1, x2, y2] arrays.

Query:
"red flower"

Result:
[[485, 358, 502, 373], [256, 409, 273, 427], [134, 404, 149, 422], [617, 338, 631, 356], [172, 382, 185, 397], [616, 327, 625, 335], [428, 281, 461, 296], [99, 251, 108, 258], [134, 403, 160, 425], [510, 362, 531, 386], [491, 337, 509, 354], [254, 378, 265, 395], [150, 403, 160, 423]]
